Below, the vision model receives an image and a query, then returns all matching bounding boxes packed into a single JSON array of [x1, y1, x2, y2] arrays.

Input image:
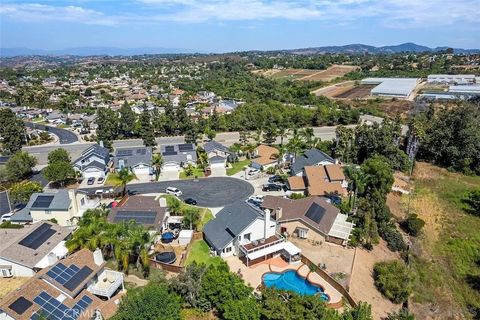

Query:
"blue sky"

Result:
[[1, 0, 479, 52]]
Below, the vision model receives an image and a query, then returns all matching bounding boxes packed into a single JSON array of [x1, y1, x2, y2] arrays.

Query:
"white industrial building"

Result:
[[361, 78, 420, 98], [448, 85, 480, 93], [427, 74, 476, 85]]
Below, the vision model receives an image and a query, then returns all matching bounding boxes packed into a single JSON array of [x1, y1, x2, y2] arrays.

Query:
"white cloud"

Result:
[[1, 0, 479, 28], [0, 3, 119, 26]]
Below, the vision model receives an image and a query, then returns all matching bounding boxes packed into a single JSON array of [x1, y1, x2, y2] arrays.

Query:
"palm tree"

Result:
[[277, 127, 289, 146], [344, 166, 366, 211], [242, 143, 256, 159], [168, 196, 182, 216], [300, 128, 315, 148], [286, 130, 303, 157], [152, 154, 164, 181], [115, 168, 137, 196]]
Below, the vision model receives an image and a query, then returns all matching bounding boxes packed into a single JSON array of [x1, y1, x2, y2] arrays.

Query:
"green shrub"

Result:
[[380, 227, 407, 252], [374, 260, 411, 304], [0, 221, 24, 229], [402, 214, 425, 236], [464, 189, 480, 216]]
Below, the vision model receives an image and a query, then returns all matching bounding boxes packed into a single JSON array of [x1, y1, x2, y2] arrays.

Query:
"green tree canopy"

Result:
[[0, 108, 26, 154], [113, 283, 181, 320], [9, 180, 42, 203], [47, 148, 71, 164], [373, 260, 412, 304], [5, 151, 37, 181]]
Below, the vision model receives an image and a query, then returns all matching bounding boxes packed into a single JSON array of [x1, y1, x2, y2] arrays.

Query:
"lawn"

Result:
[[408, 162, 480, 318], [226, 159, 251, 176], [186, 240, 223, 267], [105, 173, 121, 186], [179, 168, 205, 179]]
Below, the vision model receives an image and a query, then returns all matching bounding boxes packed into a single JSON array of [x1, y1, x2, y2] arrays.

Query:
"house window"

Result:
[[296, 227, 309, 239], [243, 233, 251, 242], [1, 268, 12, 278], [80, 198, 85, 206], [223, 247, 232, 253]]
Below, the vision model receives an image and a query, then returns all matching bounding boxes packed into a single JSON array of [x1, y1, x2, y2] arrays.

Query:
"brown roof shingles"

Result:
[[252, 145, 279, 166], [262, 196, 340, 236]]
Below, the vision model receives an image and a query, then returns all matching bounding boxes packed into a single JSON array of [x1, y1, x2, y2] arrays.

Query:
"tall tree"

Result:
[[96, 108, 118, 149], [0, 109, 26, 154], [139, 106, 155, 147], [9, 180, 42, 203], [115, 168, 137, 196], [47, 148, 70, 164], [118, 101, 136, 138]]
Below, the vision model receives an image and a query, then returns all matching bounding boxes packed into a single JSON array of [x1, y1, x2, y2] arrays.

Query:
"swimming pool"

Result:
[[262, 270, 329, 301]]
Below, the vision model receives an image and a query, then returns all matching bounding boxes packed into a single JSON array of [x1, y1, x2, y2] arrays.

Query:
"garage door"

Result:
[[133, 167, 150, 175], [163, 164, 180, 172], [210, 162, 225, 168], [83, 170, 105, 179]]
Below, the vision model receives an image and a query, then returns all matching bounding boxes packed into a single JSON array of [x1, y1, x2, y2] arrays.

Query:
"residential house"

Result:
[[107, 196, 168, 231], [160, 143, 197, 173], [261, 196, 354, 246], [114, 147, 153, 176], [290, 149, 335, 176], [251, 145, 279, 170], [203, 201, 301, 266], [0, 249, 124, 320], [287, 165, 348, 197], [73, 144, 111, 180], [203, 140, 231, 168], [10, 190, 83, 227], [0, 222, 71, 278]]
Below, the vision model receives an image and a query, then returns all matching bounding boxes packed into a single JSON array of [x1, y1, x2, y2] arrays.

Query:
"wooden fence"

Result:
[[301, 255, 358, 308], [149, 232, 203, 274]]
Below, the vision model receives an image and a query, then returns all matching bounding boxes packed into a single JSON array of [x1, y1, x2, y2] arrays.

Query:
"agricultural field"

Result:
[[256, 64, 359, 82], [333, 85, 375, 99]]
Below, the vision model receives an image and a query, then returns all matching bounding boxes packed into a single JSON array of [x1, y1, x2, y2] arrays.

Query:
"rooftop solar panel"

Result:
[[113, 210, 157, 224], [47, 263, 92, 292], [9, 297, 32, 315], [165, 146, 175, 152], [31, 195, 54, 208], [117, 150, 133, 157], [63, 266, 94, 292], [32, 291, 91, 320], [136, 149, 147, 155], [162, 151, 178, 156], [178, 143, 194, 152], [18, 223, 56, 250], [305, 203, 326, 224]]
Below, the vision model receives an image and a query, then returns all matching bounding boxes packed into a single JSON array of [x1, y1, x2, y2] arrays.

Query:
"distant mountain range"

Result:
[[0, 46, 198, 57], [287, 42, 479, 55], [0, 43, 478, 57]]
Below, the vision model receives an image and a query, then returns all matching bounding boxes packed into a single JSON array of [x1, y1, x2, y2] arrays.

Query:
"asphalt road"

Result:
[[24, 143, 95, 167], [25, 122, 79, 144], [79, 177, 255, 208]]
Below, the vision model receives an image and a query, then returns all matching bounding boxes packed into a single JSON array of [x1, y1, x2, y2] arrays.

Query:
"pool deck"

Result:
[[224, 256, 343, 308]]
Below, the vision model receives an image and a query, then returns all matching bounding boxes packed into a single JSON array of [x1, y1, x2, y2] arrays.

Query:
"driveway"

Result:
[[79, 177, 254, 208], [25, 122, 79, 144]]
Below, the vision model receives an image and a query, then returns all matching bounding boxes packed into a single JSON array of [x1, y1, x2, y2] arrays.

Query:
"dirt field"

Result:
[[0, 277, 29, 299], [257, 65, 359, 82], [333, 85, 375, 99], [349, 241, 401, 319]]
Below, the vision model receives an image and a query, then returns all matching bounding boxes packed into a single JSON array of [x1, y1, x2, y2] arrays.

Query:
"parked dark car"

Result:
[[87, 177, 95, 185], [184, 198, 197, 206], [262, 183, 283, 192], [268, 175, 284, 183]]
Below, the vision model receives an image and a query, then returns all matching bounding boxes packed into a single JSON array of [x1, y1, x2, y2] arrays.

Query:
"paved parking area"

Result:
[[79, 177, 254, 208]]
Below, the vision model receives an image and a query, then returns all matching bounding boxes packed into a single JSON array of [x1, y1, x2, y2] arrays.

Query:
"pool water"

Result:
[[262, 270, 329, 301]]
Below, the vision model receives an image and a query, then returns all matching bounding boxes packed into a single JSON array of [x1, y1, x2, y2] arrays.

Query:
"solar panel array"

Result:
[[165, 146, 175, 152], [162, 151, 178, 156], [9, 297, 32, 315], [31, 195, 54, 208], [46, 263, 93, 292], [178, 143, 194, 152], [305, 203, 326, 224], [31, 291, 93, 320], [136, 149, 147, 155], [116, 149, 133, 157], [113, 210, 157, 224], [19, 223, 56, 250]]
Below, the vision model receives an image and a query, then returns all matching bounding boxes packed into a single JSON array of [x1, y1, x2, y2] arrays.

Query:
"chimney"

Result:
[[99, 140, 104, 148], [264, 209, 271, 239], [276, 207, 283, 220], [93, 248, 104, 266]]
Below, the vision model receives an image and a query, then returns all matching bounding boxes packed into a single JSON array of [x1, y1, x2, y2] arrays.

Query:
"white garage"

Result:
[[132, 164, 152, 175], [163, 162, 181, 172]]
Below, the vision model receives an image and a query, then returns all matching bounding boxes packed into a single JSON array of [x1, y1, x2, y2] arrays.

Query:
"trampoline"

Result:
[[154, 252, 176, 264], [161, 232, 175, 243]]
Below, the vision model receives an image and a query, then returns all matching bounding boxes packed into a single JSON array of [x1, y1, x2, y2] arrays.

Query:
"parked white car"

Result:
[[166, 187, 182, 197], [249, 195, 265, 203], [1, 213, 13, 222]]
